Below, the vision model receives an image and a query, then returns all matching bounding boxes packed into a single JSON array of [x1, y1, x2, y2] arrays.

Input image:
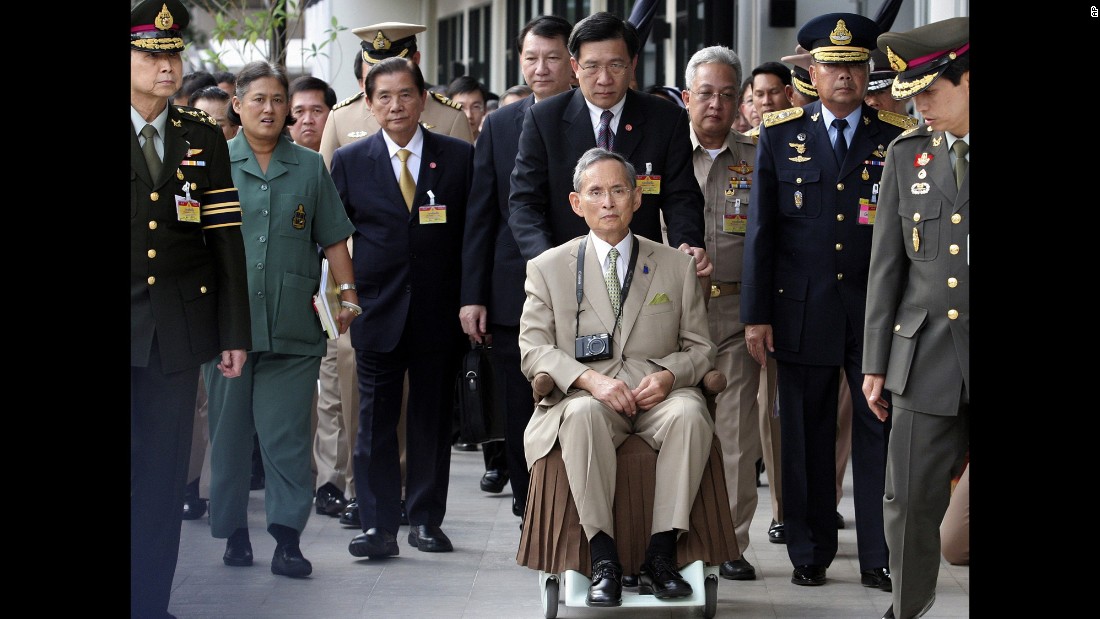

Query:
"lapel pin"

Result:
[[429, 162, 437, 169], [625, 124, 633, 131]]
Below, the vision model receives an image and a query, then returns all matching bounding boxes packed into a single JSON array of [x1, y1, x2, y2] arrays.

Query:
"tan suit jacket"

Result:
[[519, 234, 716, 470]]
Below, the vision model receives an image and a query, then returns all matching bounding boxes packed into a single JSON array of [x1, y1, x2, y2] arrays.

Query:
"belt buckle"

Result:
[[710, 284, 720, 298]]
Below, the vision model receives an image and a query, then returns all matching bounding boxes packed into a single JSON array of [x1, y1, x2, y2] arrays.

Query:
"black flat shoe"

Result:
[[768, 519, 787, 544], [720, 557, 757, 580], [223, 529, 253, 567], [639, 554, 693, 599], [480, 469, 508, 493], [181, 479, 207, 520], [349, 528, 399, 558], [861, 567, 892, 591], [791, 564, 826, 586], [314, 482, 348, 517], [271, 542, 312, 577], [407, 525, 453, 552], [586, 559, 622, 607], [339, 499, 360, 528]]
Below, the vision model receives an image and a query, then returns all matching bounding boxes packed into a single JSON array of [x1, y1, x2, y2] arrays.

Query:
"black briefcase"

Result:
[[455, 342, 505, 444]]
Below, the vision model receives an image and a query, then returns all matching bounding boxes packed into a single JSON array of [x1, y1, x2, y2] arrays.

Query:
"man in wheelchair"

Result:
[[518, 148, 717, 607]]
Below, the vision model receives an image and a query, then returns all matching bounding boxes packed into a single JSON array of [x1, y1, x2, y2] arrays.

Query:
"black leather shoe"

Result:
[[339, 499, 359, 527], [223, 530, 253, 567], [768, 520, 787, 544], [181, 481, 207, 520], [512, 496, 525, 518], [314, 483, 348, 517], [621, 574, 638, 588], [271, 542, 312, 577], [348, 528, 399, 558], [836, 511, 846, 529], [640, 554, 693, 599], [861, 567, 892, 591], [400, 499, 409, 526], [408, 525, 453, 552], [586, 559, 623, 607], [720, 557, 757, 580], [480, 469, 508, 493], [453, 441, 479, 451], [791, 564, 826, 586]]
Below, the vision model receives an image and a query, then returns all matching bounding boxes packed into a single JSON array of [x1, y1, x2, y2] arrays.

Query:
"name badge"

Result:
[[858, 199, 876, 226], [176, 195, 201, 223], [418, 204, 447, 224], [636, 175, 661, 195], [723, 198, 747, 235]]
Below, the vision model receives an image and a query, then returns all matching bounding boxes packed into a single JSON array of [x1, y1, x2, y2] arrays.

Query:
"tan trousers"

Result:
[[759, 358, 781, 522]]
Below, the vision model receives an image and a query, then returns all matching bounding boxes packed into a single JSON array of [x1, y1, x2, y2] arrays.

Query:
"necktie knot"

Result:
[[831, 118, 849, 165], [140, 124, 162, 180], [396, 148, 411, 163], [951, 140, 968, 189], [597, 110, 615, 151]]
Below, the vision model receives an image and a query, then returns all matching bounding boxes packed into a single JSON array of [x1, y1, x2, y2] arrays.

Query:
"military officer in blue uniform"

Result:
[[130, 0, 251, 616], [741, 12, 916, 590], [862, 17, 970, 619]]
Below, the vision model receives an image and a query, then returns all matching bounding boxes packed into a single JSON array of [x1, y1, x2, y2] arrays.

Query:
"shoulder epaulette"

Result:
[[762, 107, 804, 127], [899, 126, 920, 137], [430, 91, 463, 110], [176, 106, 218, 128], [745, 125, 761, 145], [878, 110, 919, 131], [420, 121, 436, 130], [332, 91, 364, 111]]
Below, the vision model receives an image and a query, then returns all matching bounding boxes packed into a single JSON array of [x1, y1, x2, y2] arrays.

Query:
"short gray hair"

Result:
[[572, 148, 637, 192], [684, 45, 742, 91]]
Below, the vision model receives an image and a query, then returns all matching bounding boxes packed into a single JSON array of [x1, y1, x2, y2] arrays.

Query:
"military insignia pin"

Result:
[[911, 183, 930, 195], [797, 133, 807, 141], [914, 152, 933, 167], [932, 136, 943, 147], [794, 190, 803, 209], [863, 116, 871, 126], [292, 204, 306, 230], [861, 167, 870, 181], [912, 227, 920, 252], [729, 161, 752, 175], [917, 169, 927, 179]]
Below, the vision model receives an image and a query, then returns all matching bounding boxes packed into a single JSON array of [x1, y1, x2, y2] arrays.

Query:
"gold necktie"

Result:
[[952, 140, 968, 189], [396, 148, 415, 211], [605, 247, 622, 325], [140, 124, 162, 180]]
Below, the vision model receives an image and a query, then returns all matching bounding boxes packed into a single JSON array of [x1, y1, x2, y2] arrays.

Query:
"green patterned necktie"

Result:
[[605, 247, 621, 322]]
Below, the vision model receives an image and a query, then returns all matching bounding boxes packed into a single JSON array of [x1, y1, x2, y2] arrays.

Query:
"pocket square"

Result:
[[649, 293, 670, 305]]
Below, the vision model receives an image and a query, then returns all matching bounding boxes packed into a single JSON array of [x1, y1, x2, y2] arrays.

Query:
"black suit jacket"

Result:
[[331, 127, 473, 353], [508, 88, 704, 260], [460, 94, 535, 326], [130, 104, 252, 372], [742, 102, 907, 365]]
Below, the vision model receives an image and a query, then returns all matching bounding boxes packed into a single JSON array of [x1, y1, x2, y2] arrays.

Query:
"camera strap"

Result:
[[576, 235, 639, 337]]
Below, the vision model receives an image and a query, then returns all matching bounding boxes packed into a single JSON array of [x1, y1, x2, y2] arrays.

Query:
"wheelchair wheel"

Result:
[[703, 573, 718, 618], [542, 574, 559, 619]]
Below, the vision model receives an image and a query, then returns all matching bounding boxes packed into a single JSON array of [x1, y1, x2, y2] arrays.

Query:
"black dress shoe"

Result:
[[348, 528, 399, 558], [408, 525, 453, 552], [640, 554, 693, 599], [720, 557, 757, 580], [621, 574, 638, 588], [791, 564, 826, 586], [400, 499, 409, 526], [223, 529, 253, 567], [453, 441, 479, 451], [768, 520, 787, 544], [181, 490, 207, 520], [512, 496, 525, 518], [586, 559, 622, 607], [339, 499, 359, 527], [480, 469, 509, 493], [314, 482, 348, 517], [861, 567, 892, 591], [836, 511, 846, 529], [271, 542, 312, 577]]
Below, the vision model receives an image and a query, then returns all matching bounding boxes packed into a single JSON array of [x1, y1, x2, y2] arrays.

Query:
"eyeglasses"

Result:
[[579, 62, 629, 77], [583, 186, 633, 202], [690, 90, 738, 103]]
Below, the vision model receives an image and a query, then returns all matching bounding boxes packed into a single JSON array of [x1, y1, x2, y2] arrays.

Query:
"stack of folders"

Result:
[[313, 258, 341, 340]]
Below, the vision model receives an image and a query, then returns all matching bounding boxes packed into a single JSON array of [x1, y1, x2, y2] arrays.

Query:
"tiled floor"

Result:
[[170, 446, 969, 618]]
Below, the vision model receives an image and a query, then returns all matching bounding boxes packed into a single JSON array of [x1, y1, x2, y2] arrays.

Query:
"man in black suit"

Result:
[[742, 12, 916, 589], [508, 12, 709, 276], [130, 1, 251, 616], [330, 57, 473, 558], [459, 14, 575, 526]]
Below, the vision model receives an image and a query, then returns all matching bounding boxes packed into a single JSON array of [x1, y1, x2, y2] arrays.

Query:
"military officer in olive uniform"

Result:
[[742, 12, 917, 589], [130, 0, 251, 616], [862, 18, 970, 619], [319, 22, 471, 168]]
